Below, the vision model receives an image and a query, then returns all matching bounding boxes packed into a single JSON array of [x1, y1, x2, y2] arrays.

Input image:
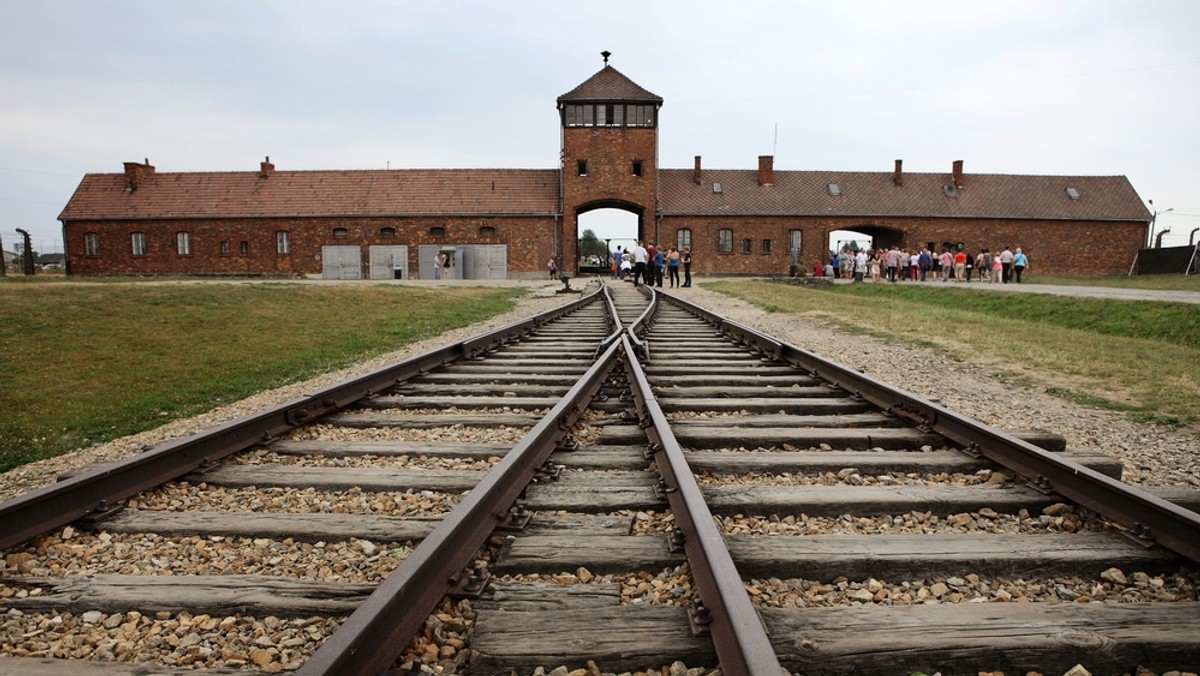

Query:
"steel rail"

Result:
[[658, 292, 1200, 565], [0, 288, 602, 551], [618, 330, 784, 676], [297, 317, 625, 675]]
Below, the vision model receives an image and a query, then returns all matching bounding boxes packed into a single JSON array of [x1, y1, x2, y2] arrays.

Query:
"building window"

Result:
[[718, 229, 733, 253], [220, 240, 230, 255], [429, 226, 446, 237], [84, 233, 99, 257], [788, 229, 802, 266], [479, 226, 496, 237], [380, 227, 397, 238], [577, 160, 587, 176], [332, 228, 349, 238], [176, 232, 192, 255], [632, 160, 643, 177], [275, 231, 290, 254], [762, 239, 772, 254], [240, 241, 249, 255], [742, 238, 752, 255], [131, 232, 146, 257], [676, 228, 692, 251]]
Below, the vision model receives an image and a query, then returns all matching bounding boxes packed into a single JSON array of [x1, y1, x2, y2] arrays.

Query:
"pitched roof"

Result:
[[659, 169, 1151, 222], [558, 66, 663, 104], [59, 168, 561, 221]]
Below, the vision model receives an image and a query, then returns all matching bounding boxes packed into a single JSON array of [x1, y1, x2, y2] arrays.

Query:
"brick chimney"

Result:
[[122, 158, 155, 192], [952, 160, 964, 189], [758, 155, 774, 186], [260, 155, 275, 177], [693, 156, 702, 185], [893, 159, 903, 186]]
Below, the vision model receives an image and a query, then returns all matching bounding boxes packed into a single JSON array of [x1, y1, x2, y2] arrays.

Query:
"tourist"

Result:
[[1013, 248, 1029, 283]]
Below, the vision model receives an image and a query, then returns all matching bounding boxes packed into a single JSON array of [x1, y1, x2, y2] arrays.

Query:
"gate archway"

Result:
[[575, 200, 644, 273]]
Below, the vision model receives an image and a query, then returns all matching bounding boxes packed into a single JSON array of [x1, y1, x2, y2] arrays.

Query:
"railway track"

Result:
[[2, 280, 1199, 675]]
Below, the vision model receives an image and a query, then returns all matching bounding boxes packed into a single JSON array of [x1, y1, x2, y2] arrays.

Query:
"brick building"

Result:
[[60, 61, 1151, 278]]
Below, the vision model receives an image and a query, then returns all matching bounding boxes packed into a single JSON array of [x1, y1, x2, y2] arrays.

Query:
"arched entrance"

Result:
[[828, 224, 906, 255], [575, 201, 643, 273]]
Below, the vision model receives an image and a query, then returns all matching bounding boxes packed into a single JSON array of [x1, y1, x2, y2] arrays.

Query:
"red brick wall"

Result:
[[658, 215, 1146, 278], [65, 216, 556, 277], [561, 126, 658, 270]]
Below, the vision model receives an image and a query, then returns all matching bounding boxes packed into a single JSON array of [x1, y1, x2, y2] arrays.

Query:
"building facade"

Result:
[[59, 62, 1151, 278]]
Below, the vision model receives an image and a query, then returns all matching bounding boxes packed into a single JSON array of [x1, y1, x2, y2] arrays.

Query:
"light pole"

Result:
[[1147, 200, 1174, 248]]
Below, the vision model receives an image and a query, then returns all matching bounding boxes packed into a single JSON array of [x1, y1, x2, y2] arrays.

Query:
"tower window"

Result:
[[577, 160, 588, 177], [632, 160, 643, 177]]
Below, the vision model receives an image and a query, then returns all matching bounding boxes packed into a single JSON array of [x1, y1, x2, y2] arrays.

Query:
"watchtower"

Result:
[[556, 52, 663, 271]]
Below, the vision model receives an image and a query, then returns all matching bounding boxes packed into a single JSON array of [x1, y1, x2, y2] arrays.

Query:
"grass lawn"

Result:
[[0, 281, 528, 472], [706, 280, 1200, 433], [1028, 274, 1200, 291]]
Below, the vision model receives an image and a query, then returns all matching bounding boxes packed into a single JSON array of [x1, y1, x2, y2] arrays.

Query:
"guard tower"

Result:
[[557, 52, 663, 271]]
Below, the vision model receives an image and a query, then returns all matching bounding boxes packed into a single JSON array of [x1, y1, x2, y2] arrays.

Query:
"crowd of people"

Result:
[[816, 244, 1030, 284], [610, 241, 692, 288]]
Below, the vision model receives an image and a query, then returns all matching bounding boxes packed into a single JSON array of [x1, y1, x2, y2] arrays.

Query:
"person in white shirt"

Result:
[[631, 241, 649, 286]]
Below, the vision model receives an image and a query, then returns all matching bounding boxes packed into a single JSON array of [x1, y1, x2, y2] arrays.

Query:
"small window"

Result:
[[479, 226, 496, 237], [84, 233, 99, 257], [240, 241, 249, 255], [380, 227, 397, 238], [632, 160, 643, 177], [762, 239, 772, 254], [676, 228, 692, 251], [429, 226, 446, 237], [1065, 187, 1080, 200], [712, 182, 722, 194], [176, 232, 191, 256], [131, 232, 146, 257], [276, 231, 289, 254], [332, 228, 349, 238], [718, 229, 733, 253], [742, 238, 752, 255], [577, 160, 588, 177], [828, 183, 841, 196], [220, 240, 230, 255]]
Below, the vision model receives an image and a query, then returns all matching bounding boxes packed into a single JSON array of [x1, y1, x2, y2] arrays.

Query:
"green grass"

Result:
[[1029, 274, 1200, 292], [706, 280, 1200, 432], [0, 282, 527, 472]]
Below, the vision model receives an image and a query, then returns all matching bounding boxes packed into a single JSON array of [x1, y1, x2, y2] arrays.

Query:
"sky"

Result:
[[2, 0, 1199, 257]]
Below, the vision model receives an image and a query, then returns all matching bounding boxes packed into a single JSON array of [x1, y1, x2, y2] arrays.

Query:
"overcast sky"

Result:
[[3, 0, 1199, 256]]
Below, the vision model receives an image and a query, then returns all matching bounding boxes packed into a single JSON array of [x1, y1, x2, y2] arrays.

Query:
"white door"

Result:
[[462, 244, 507, 279], [369, 245, 409, 279], [322, 245, 362, 280]]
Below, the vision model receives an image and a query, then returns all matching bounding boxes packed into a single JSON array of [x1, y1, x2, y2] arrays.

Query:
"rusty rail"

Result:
[[657, 292, 1200, 565], [0, 288, 602, 551], [296, 303, 624, 675], [618, 324, 784, 676]]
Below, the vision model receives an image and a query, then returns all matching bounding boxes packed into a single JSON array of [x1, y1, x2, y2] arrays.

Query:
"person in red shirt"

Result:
[[953, 250, 967, 282]]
